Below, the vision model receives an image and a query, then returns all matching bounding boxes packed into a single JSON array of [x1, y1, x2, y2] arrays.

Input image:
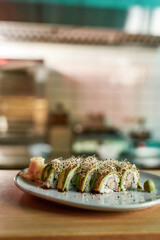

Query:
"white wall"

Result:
[[0, 42, 159, 138]]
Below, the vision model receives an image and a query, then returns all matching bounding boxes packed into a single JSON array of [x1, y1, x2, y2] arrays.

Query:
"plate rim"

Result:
[[14, 170, 160, 211]]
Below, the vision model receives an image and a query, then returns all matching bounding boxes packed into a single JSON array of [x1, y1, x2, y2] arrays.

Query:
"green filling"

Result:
[[41, 164, 54, 182], [136, 169, 142, 189], [71, 173, 77, 186], [58, 166, 79, 191], [90, 171, 98, 190], [63, 166, 78, 191], [76, 167, 96, 192], [120, 171, 126, 190]]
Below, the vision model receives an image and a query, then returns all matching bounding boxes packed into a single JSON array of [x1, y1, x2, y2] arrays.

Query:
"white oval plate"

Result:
[[14, 170, 160, 212]]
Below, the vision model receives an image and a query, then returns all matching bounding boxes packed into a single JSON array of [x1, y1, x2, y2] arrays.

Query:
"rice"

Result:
[[99, 173, 120, 194], [120, 169, 139, 191]]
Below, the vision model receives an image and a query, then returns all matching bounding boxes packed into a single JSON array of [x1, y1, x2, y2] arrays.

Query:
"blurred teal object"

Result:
[[145, 140, 160, 148], [5, 0, 160, 9]]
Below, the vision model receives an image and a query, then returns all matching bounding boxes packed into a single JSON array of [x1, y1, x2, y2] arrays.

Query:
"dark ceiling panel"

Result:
[[0, 1, 127, 29]]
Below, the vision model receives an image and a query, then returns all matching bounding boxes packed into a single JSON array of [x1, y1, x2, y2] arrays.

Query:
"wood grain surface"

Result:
[[0, 170, 160, 240]]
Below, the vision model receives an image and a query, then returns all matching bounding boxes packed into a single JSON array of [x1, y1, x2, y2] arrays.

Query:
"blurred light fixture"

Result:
[[125, 6, 150, 34], [0, 116, 8, 133], [150, 7, 160, 36]]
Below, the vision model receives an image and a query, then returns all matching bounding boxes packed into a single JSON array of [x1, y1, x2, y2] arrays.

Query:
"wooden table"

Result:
[[0, 170, 160, 240]]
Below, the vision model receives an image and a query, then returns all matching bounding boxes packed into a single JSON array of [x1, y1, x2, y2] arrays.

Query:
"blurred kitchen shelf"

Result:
[[72, 127, 130, 158], [0, 22, 160, 46], [0, 143, 52, 169], [0, 145, 30, 169]]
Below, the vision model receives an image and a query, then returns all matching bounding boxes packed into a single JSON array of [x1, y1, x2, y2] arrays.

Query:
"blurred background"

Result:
[[0, 0, 160, 169]]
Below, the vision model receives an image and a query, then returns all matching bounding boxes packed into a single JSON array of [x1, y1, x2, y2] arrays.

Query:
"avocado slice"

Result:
[[71, 173, 77, 186], [119, 171, 126, 190], [76, 167, 97, 193], [92, 172, 103, 192], [135, 169, 142, 189], [57, 165, 78, 192], [41, 164, 54, 182], [90, 171, 98, 190]]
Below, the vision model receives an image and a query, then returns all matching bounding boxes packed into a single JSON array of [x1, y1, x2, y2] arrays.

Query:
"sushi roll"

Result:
[[92, 160, 120, 194], [76, 156, 99, 193], [41, 163, 54, 182], [117, 161, 141, 191], [41, 158, 65, 189], [57, 156, 81, 192], [21, 155, 142, 194]]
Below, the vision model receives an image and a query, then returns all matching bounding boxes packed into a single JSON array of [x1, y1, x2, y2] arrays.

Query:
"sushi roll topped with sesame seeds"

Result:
[[92, 160, 120, 194], [57, 156, 82, 192], [21, 155, 142, 194], [116, 161, 141, 191], [41, 158, 62, 189]]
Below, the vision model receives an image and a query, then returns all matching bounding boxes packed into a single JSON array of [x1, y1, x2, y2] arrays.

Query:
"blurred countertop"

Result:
[[0, 169, 160, 240]]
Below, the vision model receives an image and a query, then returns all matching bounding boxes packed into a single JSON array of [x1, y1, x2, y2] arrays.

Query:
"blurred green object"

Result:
[[72, 140, 99, 154], [145, 140, 160, 148], [144, 180, 155, 192]]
